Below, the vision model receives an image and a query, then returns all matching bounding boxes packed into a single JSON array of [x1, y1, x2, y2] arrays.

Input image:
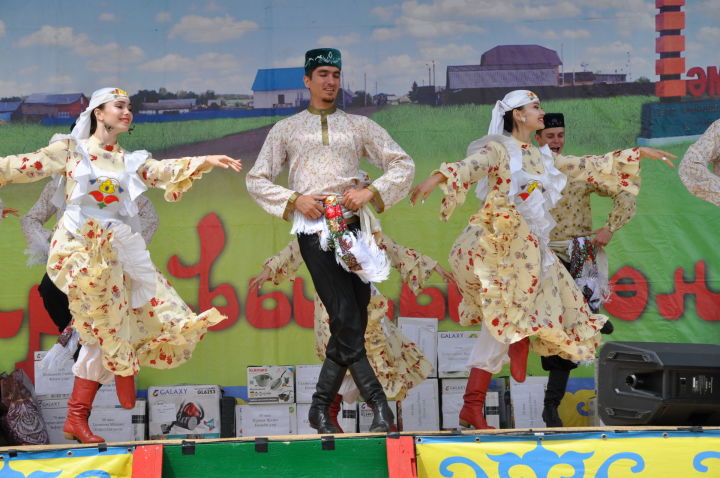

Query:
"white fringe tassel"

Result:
[[291, 211, 390, 283], [346, 230, 390, 283], [37, 328, 80, 373]]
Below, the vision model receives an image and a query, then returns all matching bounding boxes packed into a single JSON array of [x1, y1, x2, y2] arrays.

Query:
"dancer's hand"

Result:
[[342, 188, 373, 211], [1, 208, 19, 219], [296, 194, 326, 219], [590, 227, 613, 248], [205, 155, 242, 172], [410, 173, 446, 206], [434, 264, 455, 283], [638, 147, 676, 168], [249, 267, 272, 290]]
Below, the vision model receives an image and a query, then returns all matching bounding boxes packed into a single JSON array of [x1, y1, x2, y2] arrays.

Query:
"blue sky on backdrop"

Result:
[[0, 0, 718, 98]]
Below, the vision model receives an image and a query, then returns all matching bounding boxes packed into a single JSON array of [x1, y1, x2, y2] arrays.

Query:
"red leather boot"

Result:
[[459, 368, 495, 430], [328, 394, 344, 433], [63, 377, 105, 443], [509, 337, 530, 383], [115, 374, 136, 409]]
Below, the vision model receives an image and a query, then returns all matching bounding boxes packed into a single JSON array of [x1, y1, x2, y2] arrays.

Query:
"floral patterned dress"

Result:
[[263, 234, 433, 401], [679, 118, 720, 207], [437, 137, 640, 362], [0, 136, 226, 378]]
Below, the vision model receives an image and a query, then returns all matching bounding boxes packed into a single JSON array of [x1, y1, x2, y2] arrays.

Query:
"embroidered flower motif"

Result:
[[88, 176, 123, 208], [519, 180, 544, 201], [99, 179, 116, 194]]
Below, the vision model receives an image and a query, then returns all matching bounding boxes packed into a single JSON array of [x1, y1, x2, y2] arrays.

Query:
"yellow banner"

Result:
[[0, 447, 133, 478], [416, 433, 720, 478]]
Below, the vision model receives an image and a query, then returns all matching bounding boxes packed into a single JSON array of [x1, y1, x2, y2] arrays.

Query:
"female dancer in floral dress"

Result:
[[411, 89, 675, 429], [0, 87, 241, 442]]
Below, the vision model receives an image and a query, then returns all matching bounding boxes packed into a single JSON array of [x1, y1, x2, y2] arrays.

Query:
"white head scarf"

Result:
[[71, 87, 130, 140], [488, 89, 539, 135]]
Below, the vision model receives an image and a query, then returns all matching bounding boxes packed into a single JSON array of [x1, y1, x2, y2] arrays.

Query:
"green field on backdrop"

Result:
[[0, 97, 717, 387]]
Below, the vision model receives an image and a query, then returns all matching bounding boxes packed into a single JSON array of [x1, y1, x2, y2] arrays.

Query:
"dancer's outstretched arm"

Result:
[[249, 239, 304, 290], [379, 234, 453, 294], [679, 119, 720, 207], [554, 146, 676, 197], [0, 139, 71, 187], [137, 154, 241, 202]]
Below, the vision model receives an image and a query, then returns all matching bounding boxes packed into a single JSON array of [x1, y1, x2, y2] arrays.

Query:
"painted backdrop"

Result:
[[0, 1, 718, 388]]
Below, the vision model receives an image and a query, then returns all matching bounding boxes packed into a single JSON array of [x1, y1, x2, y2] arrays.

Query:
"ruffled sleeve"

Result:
[[0, 139, 71, 187], [136, 196, 159, 245], [554, 148, 641, 197], [679, 119, 720, 207], [20, 180, 58, 265], [434, 142, 500, 221], [263, 238, 304, 285], [379, 234, 437, 295], [136, 156, 213, 202]]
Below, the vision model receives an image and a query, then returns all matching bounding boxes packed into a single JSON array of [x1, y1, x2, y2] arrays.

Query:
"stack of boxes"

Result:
[[434, 329, 512, 429], [34, 351, 146, 443], [236, 366, 297, 436], [294, 364, 358, 434], [147, 384, 223, 439], [34, 317, 596, 442]]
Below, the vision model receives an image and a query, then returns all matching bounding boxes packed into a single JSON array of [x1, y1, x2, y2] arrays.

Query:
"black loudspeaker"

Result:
[[598, 341, 720, 426]]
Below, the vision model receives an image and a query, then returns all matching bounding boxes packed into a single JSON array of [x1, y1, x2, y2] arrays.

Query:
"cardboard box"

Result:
[[236, 404, 297, 437], [358, 401, 397, 433], [436, 331, 480, 378], [39, 397, 146, 444], [398, 378, 440, 432], [397, 317, 438, 377], [484, 391, 501, 429], [510, 377, 546, 429], [295, 402, 358, 435], [490, 376, 513, 429], [34, 351, 128, 407], [294, 365, 321, 404], [247, 366, 295, 404], [440, 378, 506, 429], [34, 351, 74, 396], [148, 384, 221, 439], [440, 378, 467, 429]]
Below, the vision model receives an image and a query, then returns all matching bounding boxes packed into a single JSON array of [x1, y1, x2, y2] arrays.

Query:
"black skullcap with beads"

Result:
[[304, 48, 342, 75], [542, 113, 565, 129]]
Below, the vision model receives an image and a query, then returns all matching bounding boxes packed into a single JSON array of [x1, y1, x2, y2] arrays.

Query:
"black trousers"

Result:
[[297, 223, 370, 367], [38, 273, 72, 333]]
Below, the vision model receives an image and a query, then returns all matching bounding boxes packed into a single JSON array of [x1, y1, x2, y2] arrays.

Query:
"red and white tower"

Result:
[[655, 0, 686, 101]]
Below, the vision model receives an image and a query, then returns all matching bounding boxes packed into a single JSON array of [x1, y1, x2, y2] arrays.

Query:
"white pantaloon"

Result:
[[466, 325, 510, 374]]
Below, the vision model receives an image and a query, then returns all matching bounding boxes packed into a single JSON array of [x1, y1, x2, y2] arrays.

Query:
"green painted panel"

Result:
[[162, 437, 390, 478]]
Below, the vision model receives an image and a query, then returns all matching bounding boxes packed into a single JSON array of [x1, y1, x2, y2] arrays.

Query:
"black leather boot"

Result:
[[348, 356, 395, 433], [309, 358, 347, 434], [542, 368, 570, 427]]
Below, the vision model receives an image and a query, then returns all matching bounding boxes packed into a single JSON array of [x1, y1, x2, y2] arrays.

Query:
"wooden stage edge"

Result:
[[3, 425, 720, 453]]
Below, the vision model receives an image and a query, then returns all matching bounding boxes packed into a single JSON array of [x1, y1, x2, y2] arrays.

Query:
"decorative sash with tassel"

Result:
[[291, 196, 390, 283]]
